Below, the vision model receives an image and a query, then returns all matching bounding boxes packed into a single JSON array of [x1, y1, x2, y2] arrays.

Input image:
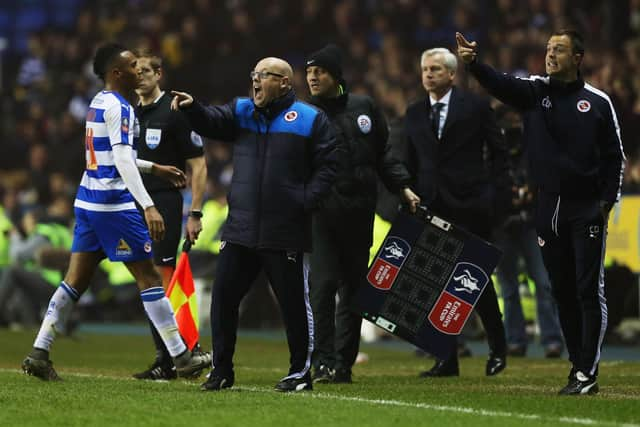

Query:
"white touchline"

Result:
[[237, 386, 640, 427], [4, 369, 638, 427]]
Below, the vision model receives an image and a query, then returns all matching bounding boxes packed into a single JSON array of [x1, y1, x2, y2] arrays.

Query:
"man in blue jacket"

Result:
[[171, 57, 338, 393], [457, 30, 625, 395]]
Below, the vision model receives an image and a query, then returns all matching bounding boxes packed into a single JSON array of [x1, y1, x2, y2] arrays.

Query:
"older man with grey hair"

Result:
[[403, 47, 510, 378]]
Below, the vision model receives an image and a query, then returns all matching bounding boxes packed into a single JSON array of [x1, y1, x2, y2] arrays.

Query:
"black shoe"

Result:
[[419, 358, 459, 377], [558, 371, 599, 395], [507, 344, 527, 357], [22, 355, 61, 381], [201, 371, 234, 391], [333, 368, 352, 384], [312, 365, 334, 384], [133, 359, 177, 380], [275, 374, 313, 392], [486, 353, 506, 376]]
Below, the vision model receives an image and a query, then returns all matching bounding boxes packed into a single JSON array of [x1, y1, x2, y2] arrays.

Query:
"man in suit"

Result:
[[404, 47, 509, 377]]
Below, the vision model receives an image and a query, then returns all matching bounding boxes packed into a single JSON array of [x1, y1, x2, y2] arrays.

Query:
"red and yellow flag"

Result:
[[166, 248, 199, 350]]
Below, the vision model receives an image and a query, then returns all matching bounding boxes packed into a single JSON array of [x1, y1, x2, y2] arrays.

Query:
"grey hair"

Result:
[[421, 48, 458, 72]]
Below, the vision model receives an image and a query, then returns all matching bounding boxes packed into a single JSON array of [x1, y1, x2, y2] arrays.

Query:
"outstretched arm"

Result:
[[171, 91, 237, 141], [456, 32, 538, 110]]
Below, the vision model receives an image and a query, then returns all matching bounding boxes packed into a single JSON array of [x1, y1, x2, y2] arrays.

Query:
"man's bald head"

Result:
[[256, 57, 293, 81], [251, 57, 293, 107]]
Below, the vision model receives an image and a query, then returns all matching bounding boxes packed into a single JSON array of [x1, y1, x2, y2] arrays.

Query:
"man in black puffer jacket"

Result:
[[304, 44, 420, 384], [171, 57, 338, 393]]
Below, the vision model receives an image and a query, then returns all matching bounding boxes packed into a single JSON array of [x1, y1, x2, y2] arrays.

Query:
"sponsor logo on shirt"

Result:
[[357, 114, 372, 134]]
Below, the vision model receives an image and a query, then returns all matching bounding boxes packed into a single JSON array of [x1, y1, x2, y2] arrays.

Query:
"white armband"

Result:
[[135, 158, 154, 173]]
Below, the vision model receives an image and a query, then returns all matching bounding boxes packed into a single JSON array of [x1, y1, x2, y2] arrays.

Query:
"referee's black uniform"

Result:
[[136, 91, 204, 366], [137, 92, 204, 267], [468, 61, 625, 383]]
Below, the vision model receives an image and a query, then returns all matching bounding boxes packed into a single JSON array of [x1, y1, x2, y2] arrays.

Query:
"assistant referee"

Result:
[[132, 50, 209, 380]]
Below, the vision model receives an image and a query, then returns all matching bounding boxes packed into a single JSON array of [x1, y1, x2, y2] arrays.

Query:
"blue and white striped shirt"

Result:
[[74, 91, 140, 212]]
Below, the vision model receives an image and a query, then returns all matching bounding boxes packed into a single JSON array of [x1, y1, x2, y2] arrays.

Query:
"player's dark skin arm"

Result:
[[151, 164, 187, 188]]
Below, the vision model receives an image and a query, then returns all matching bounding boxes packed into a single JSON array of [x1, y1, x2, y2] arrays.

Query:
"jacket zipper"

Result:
[[255, 114, 270, 247]]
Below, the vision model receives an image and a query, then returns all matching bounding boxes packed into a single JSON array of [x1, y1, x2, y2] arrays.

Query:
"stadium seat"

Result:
[[15, 8, 47, 31], [50, 0, 82, 28]]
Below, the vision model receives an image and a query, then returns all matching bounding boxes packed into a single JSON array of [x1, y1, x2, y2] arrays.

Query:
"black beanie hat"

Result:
[[305, 44, 343, 81]]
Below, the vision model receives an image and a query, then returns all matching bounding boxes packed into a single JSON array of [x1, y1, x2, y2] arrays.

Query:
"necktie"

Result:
[[430, 102, 444, 139]]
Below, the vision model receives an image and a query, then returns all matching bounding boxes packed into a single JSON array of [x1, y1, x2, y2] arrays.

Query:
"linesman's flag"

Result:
[[166, 240, 199, 350]]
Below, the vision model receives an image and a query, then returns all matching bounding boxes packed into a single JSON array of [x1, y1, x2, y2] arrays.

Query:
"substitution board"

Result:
[[354, 207, 502, 360]]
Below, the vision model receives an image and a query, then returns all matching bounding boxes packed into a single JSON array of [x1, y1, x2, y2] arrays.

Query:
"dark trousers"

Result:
[[211, 242, 313, 379], [535, 193, 607, 378], [310, 214, 370, 373]]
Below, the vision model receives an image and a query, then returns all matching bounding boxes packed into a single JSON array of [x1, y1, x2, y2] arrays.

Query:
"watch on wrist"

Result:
[[189, 210, 203, 219]]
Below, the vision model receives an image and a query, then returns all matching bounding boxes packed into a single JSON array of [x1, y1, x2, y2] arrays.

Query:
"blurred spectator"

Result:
[[1, 1, 638, 205], [0, 201, 72, 328]]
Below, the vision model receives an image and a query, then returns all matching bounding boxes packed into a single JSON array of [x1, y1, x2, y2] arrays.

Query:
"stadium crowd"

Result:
[[0, 0, 639, 328]]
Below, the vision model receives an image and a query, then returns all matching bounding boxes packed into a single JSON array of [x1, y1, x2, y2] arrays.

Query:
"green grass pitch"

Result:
[[0, 328, 638, 427]]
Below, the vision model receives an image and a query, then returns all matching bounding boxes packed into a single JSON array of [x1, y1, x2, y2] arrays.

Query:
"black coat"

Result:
[[469, 62, 625, 205], [310, 92, 411, 245], [183, 90, 338, 251], [404, 87, 509, 232]]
